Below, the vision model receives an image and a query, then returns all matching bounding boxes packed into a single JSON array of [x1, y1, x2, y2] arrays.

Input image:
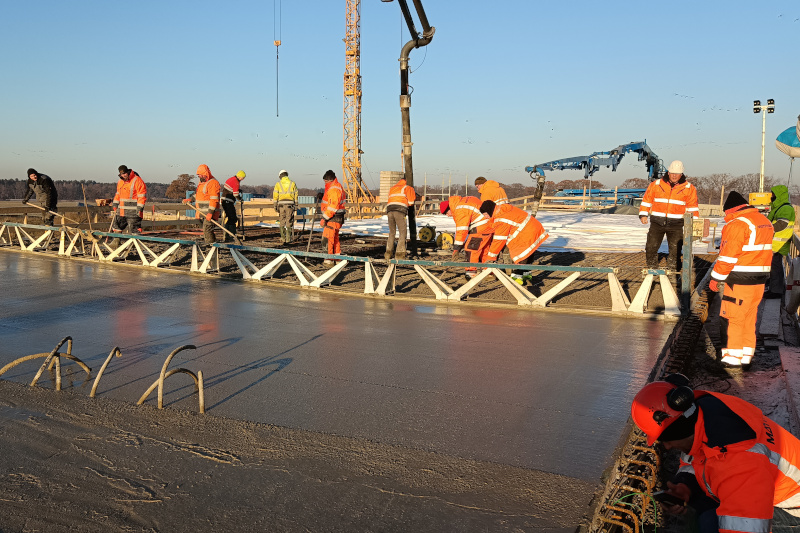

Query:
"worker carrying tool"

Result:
[[111, 165, 147, 245], [631, 374, 800, 533], [639, 160, 699, 271], [766, 184, 796, 299], [709, 191, 773, 368], [320, 170, 345, 264], [475, 176, 509, 206], [183, 164, 221, 245], [222, 170, 245, 243], [22, 168, 58, 226], [273, 169, 298, 244], [385, 177, 416, 260], [479, 200, 548, 283]]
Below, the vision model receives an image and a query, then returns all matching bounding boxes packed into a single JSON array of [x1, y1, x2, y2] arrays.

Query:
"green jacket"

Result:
[[767, 185, 796, 255]]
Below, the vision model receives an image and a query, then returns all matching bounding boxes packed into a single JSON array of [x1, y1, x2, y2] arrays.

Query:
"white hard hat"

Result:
[[279, 169, 289, 178], [668, 160, 684, 174]]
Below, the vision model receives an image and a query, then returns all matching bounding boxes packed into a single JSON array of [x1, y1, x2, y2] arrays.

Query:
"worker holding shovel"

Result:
[[22, 168, 59, 225], [183, 164, 221, 246], [110, 165, 147, 247]]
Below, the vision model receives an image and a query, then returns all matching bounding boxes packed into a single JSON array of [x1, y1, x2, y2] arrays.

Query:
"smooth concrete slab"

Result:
[[0, 251, 669, 481]]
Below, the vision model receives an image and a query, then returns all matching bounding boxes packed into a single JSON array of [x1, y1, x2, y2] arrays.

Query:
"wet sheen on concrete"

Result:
[[0, 252, 668, 481]]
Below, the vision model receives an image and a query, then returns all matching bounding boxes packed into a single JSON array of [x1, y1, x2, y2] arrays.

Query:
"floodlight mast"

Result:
[[753, 98, 775, 192]]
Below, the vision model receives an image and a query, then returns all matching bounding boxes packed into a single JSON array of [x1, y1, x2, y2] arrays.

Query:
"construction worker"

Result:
[[631, 374, 800, 533], [111, 165, 147, 243], [183, 164, 221, 245], [385, 177, 416, 260], [475, 176, 509, 205], [22, 168, 58, 225], [639, 160, 699, 271], [320, 169, 345, 264], [440, 195, 490, 258], [709, 191, 773, 368], [273, 169, 298, 244], [766, 184, 796, 299], [479, 200, 548, 283], [221, 170, 245, 243]]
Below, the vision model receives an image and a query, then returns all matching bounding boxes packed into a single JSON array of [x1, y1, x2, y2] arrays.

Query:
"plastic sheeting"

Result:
[[776, 116, 800, 158]]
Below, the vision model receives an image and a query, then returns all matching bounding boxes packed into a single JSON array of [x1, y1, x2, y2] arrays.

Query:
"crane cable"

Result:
[[274, 0, 281, 117]]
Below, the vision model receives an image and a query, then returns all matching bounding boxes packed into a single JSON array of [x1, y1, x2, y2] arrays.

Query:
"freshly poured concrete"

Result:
[[0, 252, 668, 481]]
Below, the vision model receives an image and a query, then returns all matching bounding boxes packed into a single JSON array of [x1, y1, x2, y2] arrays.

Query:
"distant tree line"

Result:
[[1, 173, 795, 205]]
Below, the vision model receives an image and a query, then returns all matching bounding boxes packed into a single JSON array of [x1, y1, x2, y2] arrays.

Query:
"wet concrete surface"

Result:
[[0, 251, 669, 482]]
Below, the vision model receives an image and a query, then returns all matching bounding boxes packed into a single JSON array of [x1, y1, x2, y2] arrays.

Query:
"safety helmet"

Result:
[[279, 169, 289, 178], [439, 200, 450, 214], [236, 170, 246, 179], [630, 376, 696, 446]]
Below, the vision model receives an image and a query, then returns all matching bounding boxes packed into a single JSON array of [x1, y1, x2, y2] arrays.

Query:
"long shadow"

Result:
[[169, 333, 325, 411]]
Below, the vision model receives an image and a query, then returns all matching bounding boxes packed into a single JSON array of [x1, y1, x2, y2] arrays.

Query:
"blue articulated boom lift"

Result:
[[524, 141, 665, 216]]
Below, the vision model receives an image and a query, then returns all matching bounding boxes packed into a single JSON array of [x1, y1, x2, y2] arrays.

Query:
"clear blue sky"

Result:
[[2, 1, 799, 190]]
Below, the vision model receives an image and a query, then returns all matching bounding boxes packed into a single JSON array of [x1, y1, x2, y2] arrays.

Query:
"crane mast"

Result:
[[342, 0, 375, 210]]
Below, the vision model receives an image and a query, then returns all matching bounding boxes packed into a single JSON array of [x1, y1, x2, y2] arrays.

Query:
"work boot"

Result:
[[395, 251, 407, 260], [384, 247, 394, 261], [288, 229, 294, 243], [109, 238, 120, 249], [279, 227, 286, 243], [323, 259, 334, 266]]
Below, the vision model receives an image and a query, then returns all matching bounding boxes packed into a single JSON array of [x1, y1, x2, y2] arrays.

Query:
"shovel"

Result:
[[189, 203, 242, 245], [237, 200, 246, 241], [25, 203, 99, 243]]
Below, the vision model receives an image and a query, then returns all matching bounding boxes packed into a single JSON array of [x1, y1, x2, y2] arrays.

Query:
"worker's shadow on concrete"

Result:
[[198, 334, 324, 411]]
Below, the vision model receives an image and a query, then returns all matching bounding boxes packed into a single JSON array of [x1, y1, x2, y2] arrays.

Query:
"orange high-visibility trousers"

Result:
[[323, 221, 342, 255], [720, 283, 765, 365]]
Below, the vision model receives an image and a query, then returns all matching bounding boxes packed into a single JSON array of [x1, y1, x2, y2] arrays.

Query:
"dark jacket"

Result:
[[23, 174, 58, 207]]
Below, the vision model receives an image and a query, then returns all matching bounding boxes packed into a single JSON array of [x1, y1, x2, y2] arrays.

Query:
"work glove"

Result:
[[709, 280, 723, 293], [320, 217, 328, 227], [182, 198, 191, 204], [205, 213, 213, 221], [22, 199, 28, 205]]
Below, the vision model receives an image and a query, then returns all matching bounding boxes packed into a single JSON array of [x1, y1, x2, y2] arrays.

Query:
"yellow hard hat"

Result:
[[236, 170, 246, 179]]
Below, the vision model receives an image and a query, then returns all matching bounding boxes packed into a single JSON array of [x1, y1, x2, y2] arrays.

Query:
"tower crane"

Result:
[[342, 0, 376, 211]]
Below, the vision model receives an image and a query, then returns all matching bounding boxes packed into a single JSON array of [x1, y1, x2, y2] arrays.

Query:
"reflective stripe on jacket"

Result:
[[485, 204, 548, 263], [639, 176, 699, 220], [712, 205, 773, 284], [448, 195, 489, 246], [273, 176, 298, 205], [479, 180, 509, 205], [321, 179, 346, 221], [113, 172, 147, 216], [681, 391, 800, 533], [386, 179, 416, 213]]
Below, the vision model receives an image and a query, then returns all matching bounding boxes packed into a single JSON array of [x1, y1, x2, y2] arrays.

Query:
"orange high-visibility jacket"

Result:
[[676, 391, 800, 533], [321, 178, 346, 221], [479, 180, 509, 205], [113, 171, 147, 216], [485, 204, 548, 263], [386, 179, 416, 213], [639, 176, 699, 220], [711, 205, 773, 285], [448, 195, 490, 246], [195, 178, 221, 220]]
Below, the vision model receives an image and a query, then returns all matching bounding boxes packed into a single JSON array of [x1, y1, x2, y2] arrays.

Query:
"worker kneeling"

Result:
[[478, 201, 548, 283], [631, 375, 800, 533]]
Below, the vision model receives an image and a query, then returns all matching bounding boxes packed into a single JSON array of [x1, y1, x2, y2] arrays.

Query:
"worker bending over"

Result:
[[222, 170, 245, 243], [475, 176, 508, 205], [709, 191, 773, 368], [639, 160, 699, 271], [111, 165, 147, 246], [320, 170, 345, 265], [22, 168, 58, 226], [273, 169, 298, 244], [385, 177, 416, 260], [183, 164, 221, 246], [480, 200, 548, 283], [632, 374, 800, 533]]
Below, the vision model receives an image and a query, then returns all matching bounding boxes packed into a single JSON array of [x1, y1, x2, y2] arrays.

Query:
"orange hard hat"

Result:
[[439, 200, 450, 214], [630, 379, 696, 445]]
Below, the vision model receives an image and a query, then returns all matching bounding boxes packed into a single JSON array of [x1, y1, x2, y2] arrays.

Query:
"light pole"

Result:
[[753, 99, 775, 192]]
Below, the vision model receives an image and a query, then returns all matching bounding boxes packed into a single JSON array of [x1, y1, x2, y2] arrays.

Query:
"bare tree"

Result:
[[165, 174, 195, 200], [620, 178, 650, 189]]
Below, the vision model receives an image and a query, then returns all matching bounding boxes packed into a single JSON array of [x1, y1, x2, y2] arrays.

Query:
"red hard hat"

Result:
[[630, 381, 684, 445], [439, 200, 450, 214]]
